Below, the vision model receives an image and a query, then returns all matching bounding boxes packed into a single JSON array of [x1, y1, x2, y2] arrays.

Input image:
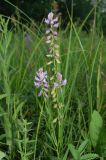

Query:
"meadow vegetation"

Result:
[[0, 4, 106, 160]]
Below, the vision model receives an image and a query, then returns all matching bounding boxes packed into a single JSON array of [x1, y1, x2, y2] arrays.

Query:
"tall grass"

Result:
[[0, 4, 106, 160]]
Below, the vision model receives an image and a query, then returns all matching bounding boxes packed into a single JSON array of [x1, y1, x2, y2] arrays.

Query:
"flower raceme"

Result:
[[34, 68, 49, 97], [34, 69, 67, 97], [45, 12, 60, 64]]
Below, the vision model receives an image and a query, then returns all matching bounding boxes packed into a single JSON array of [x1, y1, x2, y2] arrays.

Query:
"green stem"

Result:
[[34, 104, 44, 160]]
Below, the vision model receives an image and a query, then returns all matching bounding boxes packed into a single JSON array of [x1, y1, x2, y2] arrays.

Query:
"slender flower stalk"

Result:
[[34, 11, 67, 160], [44, 12, 67, 102]]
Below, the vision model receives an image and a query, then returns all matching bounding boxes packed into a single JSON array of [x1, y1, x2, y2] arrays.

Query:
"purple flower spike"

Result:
[[45, 12, 60, 65], [34, 68, 49, 97]]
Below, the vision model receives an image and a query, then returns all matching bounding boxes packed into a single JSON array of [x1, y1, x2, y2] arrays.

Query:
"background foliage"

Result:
[[0, 0, 106, 33]]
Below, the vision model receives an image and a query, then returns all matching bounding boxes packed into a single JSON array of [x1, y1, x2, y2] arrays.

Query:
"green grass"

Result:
[[0, 12, 106, 160]]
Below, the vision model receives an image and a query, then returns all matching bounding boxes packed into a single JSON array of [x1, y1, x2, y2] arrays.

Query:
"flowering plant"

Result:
[[34, 12, 67, 99]]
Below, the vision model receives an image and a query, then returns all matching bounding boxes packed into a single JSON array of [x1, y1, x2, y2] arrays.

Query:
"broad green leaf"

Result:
[[0, 94, 7, 100], [89, 110, 103, 147], [96, 127, 106, 157], [0, 134, 6, 141], [0, 151, 6, 160], [78, 139, 89, 155]]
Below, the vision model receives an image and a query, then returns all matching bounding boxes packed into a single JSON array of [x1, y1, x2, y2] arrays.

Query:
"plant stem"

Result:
[[34, 104, 44, 160]]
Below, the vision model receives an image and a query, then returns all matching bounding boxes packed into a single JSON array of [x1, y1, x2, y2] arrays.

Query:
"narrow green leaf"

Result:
[[13, 101, 26, 120], [63, 148, 69, 160], [68, 144, 81, 160]]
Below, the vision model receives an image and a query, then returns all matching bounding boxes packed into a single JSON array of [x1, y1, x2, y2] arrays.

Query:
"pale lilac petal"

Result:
[[43, 79, 47, 83], [39, 73, 45, 81], [44, 19, 50, 24], [57, 72, 62, 82], [35, 76, 40, 81], [54, 82, 59, 87], [34, 82, 40, 88], [53, 23, 59, 28], [61, 79, 67, 86], [53, 17, 58, 22], [38, 91, 42, 97], [44, 83, 49, 88], [48, 12, 54, 21], [51, 20, 54, 25], [53, 31, 58, 36]]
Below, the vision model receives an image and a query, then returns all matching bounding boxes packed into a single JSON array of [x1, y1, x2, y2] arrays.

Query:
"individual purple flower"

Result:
[[44, 12, 59, 26], [57, 72, 62, 82], [53, 31, 58, 36], [61, 79, 67, 86], [48, 12, 54, 21], [44, 12, 53, 25], [53, 23, 59, 28], [45, 14, 59, 27], [54, 82, 59, 87], [34, 68, 49, 97], [54, 72, 67, 89]]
